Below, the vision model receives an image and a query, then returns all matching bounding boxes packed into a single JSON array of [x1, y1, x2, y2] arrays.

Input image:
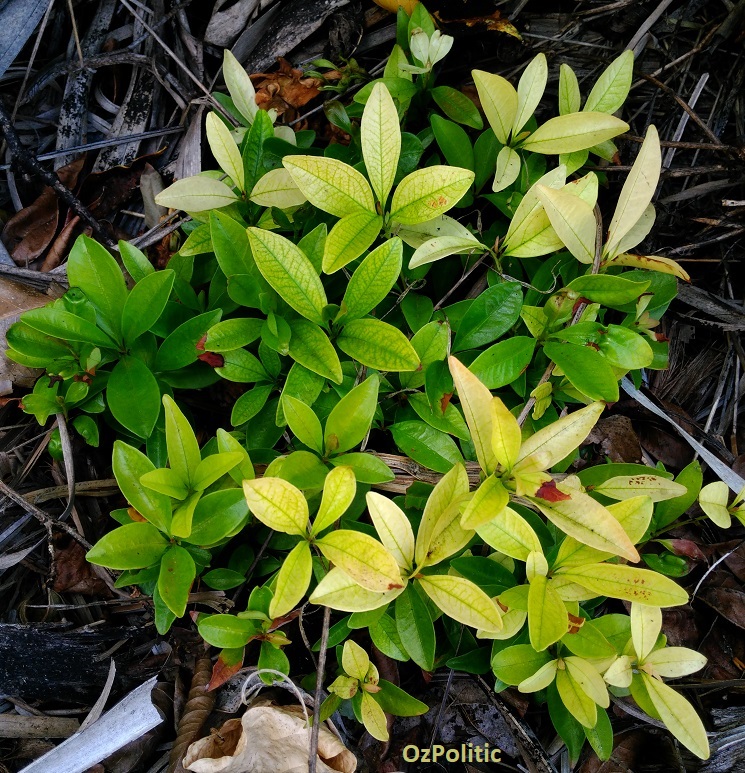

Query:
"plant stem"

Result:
[[308, 604, 331, 773]]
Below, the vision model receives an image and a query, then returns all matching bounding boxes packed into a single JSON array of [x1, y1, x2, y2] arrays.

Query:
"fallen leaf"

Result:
[[586, 414, 642, 463], [250, 59, 322, 121]]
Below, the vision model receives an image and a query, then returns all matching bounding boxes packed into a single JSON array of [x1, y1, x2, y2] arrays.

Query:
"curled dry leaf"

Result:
[[250, 59, 323, 121], [183, 702, 356, 773]]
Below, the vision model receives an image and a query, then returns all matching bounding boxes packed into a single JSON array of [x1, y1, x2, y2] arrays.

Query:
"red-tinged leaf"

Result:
[[208, 647, 245, 691], [536, 479, 571, 502], [196, 335, 207, 351], [198, 351, 225, 367], [440, 392, 453, 414], [666, 539, 707, 562], [127, 507, 147, 522]]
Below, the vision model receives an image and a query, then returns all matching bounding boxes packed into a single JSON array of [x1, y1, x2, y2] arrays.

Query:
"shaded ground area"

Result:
[[1, 1, 745, 771]]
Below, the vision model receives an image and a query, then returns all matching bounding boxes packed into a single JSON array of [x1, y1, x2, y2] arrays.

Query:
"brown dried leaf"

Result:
[[250, 59, 322, 121], [586, 415, 642, 463]]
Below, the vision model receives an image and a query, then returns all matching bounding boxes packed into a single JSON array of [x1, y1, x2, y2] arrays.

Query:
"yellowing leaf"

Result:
[[518, 660, 558, 692], [521, 113, 629, 155], [643, 647, 707, 678], [528, 575, 567, 651], [390, 166, 475, 225], [492, 146, 521, 193], [361, 691, 389, 742], [243, 478, 309, 536], [556, 667, 597, 728], [424, 502, 474, 568], [322, 210, 382, 273], [155, 176, 238, 212], [551, 576, 598, 602], [283, 155, 375, 217], [565, 657, 609, 707], [631, 603, 662, 662], [312, 466, 357, 535], [609, 204, 655, 256], [337, 318, 420, 372], [309, 567, 403, 612], [223, 50, 258, 124], [250, 168, 307, 208], [342, 639, 370, 681], [477, 507, 542, 561], [535, 185, 597, 265], [584, 50, 634, 114], [532, 487, 639, 562], [491, 397, 521, 471], [269, 541, 312, 618], [641, 674, 710, 759], [472, 70, 517, 144], [603, 252, 690, 282], [516, 402, 604, 469], [408, 234, 482, 269], [415, 463, 469, 567], [418, 574, 503, 633], [595, 475, 687, 502], [449, 356, 497, 474], [558, 63, 581, 115], [556, 563, 689, 606], [699, 481, 731, 528], [604, 655, 633, 688], [513, 53, 548, 135], [366, 492, 415, 571], [605, 126, 661, 259], [246, 228, 327, 324], [607, 496, 653, 544], [526, 550, 548, 580], [316, 530, 404, 592], [361, 82, 401, 206], [206, 113, 244, 191], [397, 213, 475, 249], [460, 475, 508, 531]]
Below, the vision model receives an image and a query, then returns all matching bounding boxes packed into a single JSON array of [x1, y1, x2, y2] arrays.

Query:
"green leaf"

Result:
[[654, 461, 702, 531], [453, 282, 523, 352], [270, 541, 313, 618], [322, 211, 382, 274], [87, 522, 169, 569], [205, 318, 263, 352], [163, 394, 201, 487], [215, 348, 270, 383], [155, 176, 238, 212], [206, 112, 244, 190], [107, 357, 161, 439], [297, 223, 327, 274], [121, 270, 175, 344], [243, 477, 309, 536], [390, 166, 475, 225], [231, 384, 273, 426], [361, 82, 401, 205], [369, 616, 408, 661], [431, 85, 483, 129], [21, 307, 117, 349], [329, 453, 394, 485], [193, 452, 243, 491], [155, 310, 222, 371], [396, 585, 435, 671], [284, 395, 323, 453], [341, 238, 402, 321], [112, 441, 172, 533], [140, 468, 188, 500], [202, 569, 246, 590], [119, 241, 154, 282], [391, 421, 463, 473], [521, 113, 629, 155], [67, 235, 127, 336], [246, 228, 327, 324], [598, 325, 653, 369], [198, 614, 258, 649], [558, 64, 581, 115], [283, 155, 375, 216], [287, 318, 343, 384], [210, 210, 254, 276], [470, 337, 535, 389], [544, 342, 619, 402], [584, 50, 633, 114], [431, 115, 474, 171], [325, 375, 379, 455], [566, 274, 649, 307], [337, 318, 419, 372], [547, 683, 585, 763], [400, 321, 449, 389], [408, 392, 470, 441], [157, 545, 195, 617], [242, 109, 274, 193], [189, 488, 249, 546], [472, 70, 517, 144], [492, 644, 552, 685]]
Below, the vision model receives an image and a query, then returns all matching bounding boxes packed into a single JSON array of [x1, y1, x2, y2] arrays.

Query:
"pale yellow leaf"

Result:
[[631, 603, 662, 662], [558, 63, 581, 115], [584, 50, 634, 114], [477, 507, 542, 561], [223, 50, 258, 124], [604, 655, 633, 688], [155, 176, 238, 212], [536, 185, 597, 264], [342, 639, 370, 681], [643, 647, 707, 678], [361, 82, 401, 205], [317, 530, 404, 592], [492, 146, 521, 193], [521, 113, 629, 155], [595, 475, 687, 502], [309, 567, 404, 612], [269, 541, 312, 618], [491, 396, 522, 471], [699, 481, 731, 528], [243, 478, 308, 536], [206, 113, 244, 191], [603, 252, 690, 282], [565, 656, 609, 707], [472, 70, 517, 144], [513, 53, 548, 135], [250, 168, 307, 208], [408, 234, 482, 269], [312, 466, 357, 535], [361, 691, 389, 742], [366, 491, 415, 571], [390, 166, 475, 225], [556, 667, 597, 728], [460, 475, 508, 531], [418, 574, 503, 633], [518, 660, 558, 692], [528, 575, 567, 650]]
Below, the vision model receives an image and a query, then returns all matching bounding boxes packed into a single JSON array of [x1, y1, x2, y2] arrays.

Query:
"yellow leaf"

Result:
[[584, 50, 634, 114], [603, 252, 690, 282], [558, 63, 580, 115], [342, 639, 370, 681], [641, 674, 710, 759], [408, 234, 482, 270], [518, 659, 558, 693], [460, 475, 508, 531], [490, 396, 521, 470], [243, 478, 309, 536], [565, 657, 609, 707], [366, 492, 415, 571], [250, 168, 307, 208], [472, 70, 517, 144], [492, 146, 521, 193], [556, 667, 597, 728], [535, 185, 597, 265], [643, 647, 707, 679], [528, 575, 567, 650], [390, 166, 475, 225], [283, 155, 375, 217], [556, 563, 689, 606], [607, 204, 655, 256], [516, 402, 604, 469], [309, 567, 404, 612], [269, 541, 312, 618], [513, 53, 548, 135], [607, 496, 653, 544], [526, 550, 548, 581], [531, 486, 639, 562], [317, 530, 404, 592], [223, 50, 258, 124], [699, 481, 731, 528], [322, 210, 382, 273], [448, 356, 497, 474], [424, 501, 474, 568], [521, 112, 629, 155], [551, 576, 598, 602], [155, 176, 238, 213], [418, 574, 503, 633], [311, 466, 357, 535], [477, 606, 527, 640], [205, 113, 245, 191], [361, 691, 389, 742], [477, 507, 542, 561], [415, 463, 469, 568], [605, 126, 661, 259], [595, 475, 688, 502], [603, 655, 633, 688], [631, 602, 662, 661], [361, 82, 401, 206]]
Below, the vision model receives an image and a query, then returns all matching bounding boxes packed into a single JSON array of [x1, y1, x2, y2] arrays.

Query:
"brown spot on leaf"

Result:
[[535, 480, 571, 502]]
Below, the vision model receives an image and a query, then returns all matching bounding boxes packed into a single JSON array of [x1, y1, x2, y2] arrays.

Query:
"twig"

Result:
[[0, 101, 115, 249], [309, 605, 332, 773]]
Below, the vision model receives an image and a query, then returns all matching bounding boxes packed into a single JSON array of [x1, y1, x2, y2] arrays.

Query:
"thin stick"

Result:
[[309, 605, 332, 773]]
